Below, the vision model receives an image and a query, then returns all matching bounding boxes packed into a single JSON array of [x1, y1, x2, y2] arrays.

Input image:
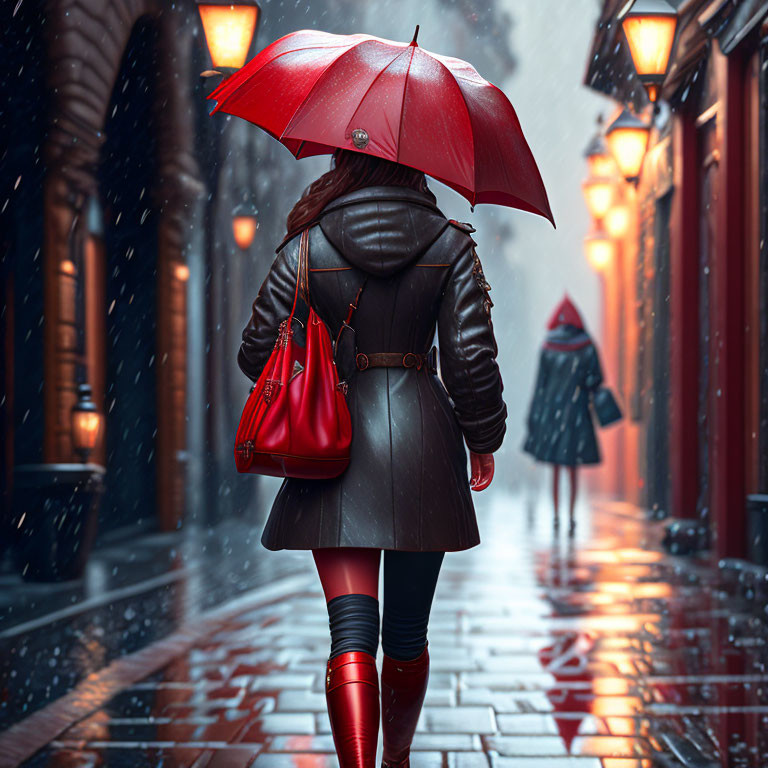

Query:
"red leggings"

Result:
[[313, 548, 444, 660]]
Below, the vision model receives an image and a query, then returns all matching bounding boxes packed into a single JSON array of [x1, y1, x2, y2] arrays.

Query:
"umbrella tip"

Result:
[[410, 25, 420, 46]]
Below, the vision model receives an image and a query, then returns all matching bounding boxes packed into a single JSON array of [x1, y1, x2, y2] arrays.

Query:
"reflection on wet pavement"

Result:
[[12, 490, 768, 767], [0, 519, 306, 730]]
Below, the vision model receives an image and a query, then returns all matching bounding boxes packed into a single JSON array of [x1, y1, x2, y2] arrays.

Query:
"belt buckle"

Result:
[[356, 352, 369, 371], [402, 352, 420, 370]]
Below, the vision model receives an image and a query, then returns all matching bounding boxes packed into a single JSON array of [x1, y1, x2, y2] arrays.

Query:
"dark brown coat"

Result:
[[238, 185, 506, 551]]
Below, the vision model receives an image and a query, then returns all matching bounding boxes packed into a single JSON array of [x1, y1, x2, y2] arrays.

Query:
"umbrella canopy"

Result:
[[208, 28, 554, 225]]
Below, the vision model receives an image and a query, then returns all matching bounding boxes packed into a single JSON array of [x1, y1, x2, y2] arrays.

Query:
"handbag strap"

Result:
[[288, 229, 310, 321], [287, 227, 368, 344]]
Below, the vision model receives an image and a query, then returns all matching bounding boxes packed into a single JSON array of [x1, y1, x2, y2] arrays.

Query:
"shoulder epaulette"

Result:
[[448, 219, 476, 234]]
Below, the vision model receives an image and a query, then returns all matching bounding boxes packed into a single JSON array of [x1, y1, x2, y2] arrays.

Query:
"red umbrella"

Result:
[[208, 28, 554, 225]]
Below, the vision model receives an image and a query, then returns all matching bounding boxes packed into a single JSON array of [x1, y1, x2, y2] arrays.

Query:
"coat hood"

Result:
[[318, 186, 450, 277], [547, 295, 585, 330]]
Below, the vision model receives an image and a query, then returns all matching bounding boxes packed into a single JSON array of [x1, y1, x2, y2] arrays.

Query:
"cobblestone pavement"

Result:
[[12, 489, 768, 767]]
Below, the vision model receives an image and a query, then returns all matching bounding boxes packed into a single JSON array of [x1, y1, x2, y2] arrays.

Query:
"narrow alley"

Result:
[[4, 490, 764, 767]]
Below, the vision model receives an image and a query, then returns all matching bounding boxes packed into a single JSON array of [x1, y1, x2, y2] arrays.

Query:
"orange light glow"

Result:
[[175, 264, 190, 282], [606, 110, 650, 181], [233, 215, 258, 249], [198, 4, 259, 69], [592, 677, 631, 696], [587, 153, 617, 178], [605, 204, 631, 238], [61, 259, 76, 275], [72, 410, 101, 452], [585, 230, 614, 271], [582, 177, 615, 219]]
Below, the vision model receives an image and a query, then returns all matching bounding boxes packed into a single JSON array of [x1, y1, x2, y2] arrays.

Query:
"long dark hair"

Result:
[[286, 149, 435, 238]]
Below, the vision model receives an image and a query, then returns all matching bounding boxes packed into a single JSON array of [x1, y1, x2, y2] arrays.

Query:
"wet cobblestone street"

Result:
[[5, 489, 768, 767]]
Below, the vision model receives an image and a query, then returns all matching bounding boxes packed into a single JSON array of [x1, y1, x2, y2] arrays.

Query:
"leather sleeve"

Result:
[[437, 241, 507, 453], [237, 242, 299, 382]]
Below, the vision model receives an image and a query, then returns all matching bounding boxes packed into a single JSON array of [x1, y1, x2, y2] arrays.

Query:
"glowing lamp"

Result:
[[71, 383, 103, 463], [197, 1, 260, 70], [605, 109, 650, 182], [582, 177, 615, 220], [605, 204, 631, 238], [175, 264, 190, 282], [60, 259, 76, 276], [585, 230, 615, 271], [584, 115, 616, 179], [232, 202, 259, 250], [619, 0, 678, 103]]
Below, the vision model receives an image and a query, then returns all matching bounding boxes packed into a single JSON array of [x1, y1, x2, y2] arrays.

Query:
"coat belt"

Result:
[[356, 348, 437, 373]]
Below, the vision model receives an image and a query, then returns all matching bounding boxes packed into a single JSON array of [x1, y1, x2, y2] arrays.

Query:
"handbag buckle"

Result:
[[263, 379, 281, 404], [277, 320, 293, 349], [237, 440, 254, 460]]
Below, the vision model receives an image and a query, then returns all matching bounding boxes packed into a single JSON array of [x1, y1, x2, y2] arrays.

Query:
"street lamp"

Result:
[[232, 201, 259, 250], [619, 0, 678, 103], [197, 1, 260, 73], [585, 229, 615, 271], [582, 177, 615, 220], [605, 109, 651, 183], [71, 383, 103, 463], [584, 116, 617, 179]]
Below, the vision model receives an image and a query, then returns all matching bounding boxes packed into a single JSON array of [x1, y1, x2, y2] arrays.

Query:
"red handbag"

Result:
[[234, 228, 362, 479]]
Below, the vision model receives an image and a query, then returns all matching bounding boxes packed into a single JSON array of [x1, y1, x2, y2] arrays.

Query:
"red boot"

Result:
[[380, 644, 430, 768], [325, 651, 380, 768]]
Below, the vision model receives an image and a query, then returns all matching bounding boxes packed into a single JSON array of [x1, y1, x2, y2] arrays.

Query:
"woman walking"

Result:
[[523, 295, 604, 533], [216, 27, 552, 768], [237, 149, 505, 767]]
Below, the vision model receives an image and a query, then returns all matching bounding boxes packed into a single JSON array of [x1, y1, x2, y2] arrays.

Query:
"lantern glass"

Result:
[[605, 204, 631, 238], [622, 14, 677, 78], [606, 125, 650, 181], [585, 233, 615, 271], [233, 215, 258, 249], [582, 178, 615, 219], [587, 153, 616, 179], [198, 4, 259, 69], [71, 383, 103, 461], [72, 411, 101, 452]]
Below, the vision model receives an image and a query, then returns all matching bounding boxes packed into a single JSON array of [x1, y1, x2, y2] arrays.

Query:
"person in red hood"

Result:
[[523, 295, 604, 533]]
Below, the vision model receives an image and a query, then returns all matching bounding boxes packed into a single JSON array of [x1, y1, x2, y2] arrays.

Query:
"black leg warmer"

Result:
[[327, 593, 380, 659]]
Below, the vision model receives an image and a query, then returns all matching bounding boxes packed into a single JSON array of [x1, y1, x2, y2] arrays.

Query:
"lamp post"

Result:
[[619, 0, 678, 104], [71, 383, 103, 464], [582, 115, 619, 223], [605, 108, 651, 183], [584, 115, 617, 179], [197, 0, 261, 75]]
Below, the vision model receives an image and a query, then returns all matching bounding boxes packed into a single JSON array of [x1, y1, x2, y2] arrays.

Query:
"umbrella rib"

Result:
[[347, 47, 412, 135], [431, 56, 477, 206], [395, 45, 417, 164]]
